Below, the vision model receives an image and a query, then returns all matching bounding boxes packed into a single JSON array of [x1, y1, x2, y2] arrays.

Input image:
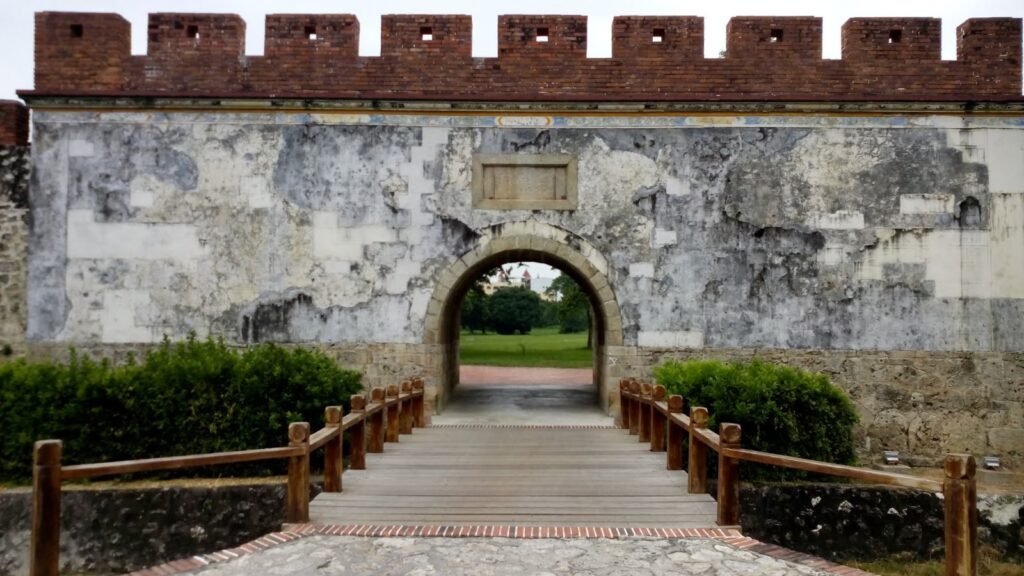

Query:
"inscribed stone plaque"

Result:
[[472, 154, 578, 210]]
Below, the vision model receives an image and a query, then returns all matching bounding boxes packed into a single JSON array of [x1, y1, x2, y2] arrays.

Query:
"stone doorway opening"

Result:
[[445, 257, 600, 426], [423, 223, 624, 418]]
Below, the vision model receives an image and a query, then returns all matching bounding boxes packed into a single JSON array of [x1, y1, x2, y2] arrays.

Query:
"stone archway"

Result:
[[423, 222, 623, 414]]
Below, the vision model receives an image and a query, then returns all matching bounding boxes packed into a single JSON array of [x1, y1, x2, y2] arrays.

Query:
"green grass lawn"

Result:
[[459, 326, 593, 368]]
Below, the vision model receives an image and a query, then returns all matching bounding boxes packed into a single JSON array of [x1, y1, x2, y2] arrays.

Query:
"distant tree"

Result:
[[536, 299, 559, 328], [487, 287, 542, 335], [546, 273, 593, 348], [461, 287, 490, 333]]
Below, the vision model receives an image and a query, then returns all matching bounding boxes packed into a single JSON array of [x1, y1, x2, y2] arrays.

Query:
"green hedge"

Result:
[[0, 337, 361, 483], [653, 359, 858, 480]]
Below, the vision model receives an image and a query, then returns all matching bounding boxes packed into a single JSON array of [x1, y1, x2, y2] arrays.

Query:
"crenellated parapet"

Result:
[[21, 12, 1024, 101], [0, 101, 29, 146]]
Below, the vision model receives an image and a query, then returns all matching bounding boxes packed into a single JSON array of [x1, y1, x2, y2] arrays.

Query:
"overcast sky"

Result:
[[2, 0, 1022, 101]]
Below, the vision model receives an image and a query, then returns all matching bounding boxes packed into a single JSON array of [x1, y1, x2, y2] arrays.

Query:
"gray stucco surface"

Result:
[[14, 108, 1024, 465], [25, 112, 1024, 352]]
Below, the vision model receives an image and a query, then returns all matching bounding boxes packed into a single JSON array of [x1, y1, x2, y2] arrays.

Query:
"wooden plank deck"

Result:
[[310, 426, 719, 527]]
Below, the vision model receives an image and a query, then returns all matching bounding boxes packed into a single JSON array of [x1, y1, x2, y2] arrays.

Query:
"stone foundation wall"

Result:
[[0, 481, 316, 576], [0, 481, 1018, 575], [737, 483, 1024, 562], [609, 346, 1024, 467], [0, 144, 29, 356]]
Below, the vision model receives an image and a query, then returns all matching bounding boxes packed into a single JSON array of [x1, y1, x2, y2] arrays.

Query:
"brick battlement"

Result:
[[21, 12, 1024, 102], [0, 101, 29, 146]]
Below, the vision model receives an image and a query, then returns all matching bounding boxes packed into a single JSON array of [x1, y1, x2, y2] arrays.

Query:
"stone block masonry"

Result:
[[20, 13, 1023, 101]]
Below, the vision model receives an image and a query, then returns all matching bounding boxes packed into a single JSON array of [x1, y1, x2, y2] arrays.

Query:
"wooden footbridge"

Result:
[[310, 426, 718, 527], [30, 378, 981, 576]]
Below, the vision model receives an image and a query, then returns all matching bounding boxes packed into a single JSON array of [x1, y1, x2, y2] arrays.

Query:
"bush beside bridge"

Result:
[[654, 359, 858, 480], [0, 337, 362, 483]]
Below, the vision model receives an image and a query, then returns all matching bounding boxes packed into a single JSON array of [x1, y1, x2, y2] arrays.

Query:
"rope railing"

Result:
[[30, 378, 427, 576], [618, 377, 977, 576]]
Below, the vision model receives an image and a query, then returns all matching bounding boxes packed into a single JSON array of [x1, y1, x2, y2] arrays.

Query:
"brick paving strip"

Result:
[[128, 525, 876, 576]]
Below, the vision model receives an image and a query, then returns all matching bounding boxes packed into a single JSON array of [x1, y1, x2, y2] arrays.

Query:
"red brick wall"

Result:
[[842, 18, 941, 62], [0, 101, 29, 146], [612, 17, 703, 61], [382, 15, 471, 60], [34, 12, 130, 92], [24, 12, 1024, 102], [726, 17, 822, 60]]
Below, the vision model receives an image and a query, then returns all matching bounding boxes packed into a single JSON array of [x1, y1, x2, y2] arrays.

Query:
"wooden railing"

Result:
[[619, 378, 978, 576], [30, 378, 427, 576]]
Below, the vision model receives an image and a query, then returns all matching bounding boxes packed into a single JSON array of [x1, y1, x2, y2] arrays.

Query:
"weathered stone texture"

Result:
[[0, 144, 29, 354], [738, 483, 1024, 561], [1, 481, 1018, 575], [608, 346, 1024, 465], [0, 482, 317, 575], [22, 110, 1024, 464]]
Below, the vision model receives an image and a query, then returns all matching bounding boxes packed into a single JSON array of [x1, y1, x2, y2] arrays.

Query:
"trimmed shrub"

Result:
[[0, 337, 361, 483], [653, 359, 858, 480]]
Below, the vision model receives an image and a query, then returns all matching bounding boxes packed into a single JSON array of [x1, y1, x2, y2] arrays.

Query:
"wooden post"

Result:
[[628, 380, 641, 436], [638, 382, 652, 443], [369, 387, 385, 453], [386, 384, 400, 443], [31, 440, 62, 576], [286, 422, 310, 523], [399, 381, 414, 434], [717, 422, 741, 527], [412, 378, 426, 428], [650, 385, 667, 452], [349, 394, 367, 470], [688, 407, 708, 494], [666, 395, 684, 470], [618, 379, 631, 430], [943, 454, 978, 576], [324, 406, 343, 493]]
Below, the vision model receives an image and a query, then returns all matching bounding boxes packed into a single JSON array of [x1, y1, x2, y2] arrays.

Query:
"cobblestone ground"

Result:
[[177, 535, 834, 576]]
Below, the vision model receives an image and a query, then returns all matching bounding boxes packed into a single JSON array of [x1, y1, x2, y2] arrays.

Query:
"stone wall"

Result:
[[0, 481, 1018, 574], [737, 483, 1024, 562], [0, 481, 315, 575], [20, 107, 1024, 465], [24, 13, 1022, 101], [609, 347, 1024, 466]]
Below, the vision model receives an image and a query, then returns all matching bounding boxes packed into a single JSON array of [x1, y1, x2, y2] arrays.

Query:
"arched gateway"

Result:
[[423, 222, 624, 412]]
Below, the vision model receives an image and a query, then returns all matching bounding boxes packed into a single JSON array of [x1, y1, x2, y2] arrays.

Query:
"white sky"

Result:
[[2, 1, 1022, 101]]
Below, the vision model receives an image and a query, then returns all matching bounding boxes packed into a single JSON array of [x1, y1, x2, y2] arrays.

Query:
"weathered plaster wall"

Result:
[[25, 110, 1024, 462]]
